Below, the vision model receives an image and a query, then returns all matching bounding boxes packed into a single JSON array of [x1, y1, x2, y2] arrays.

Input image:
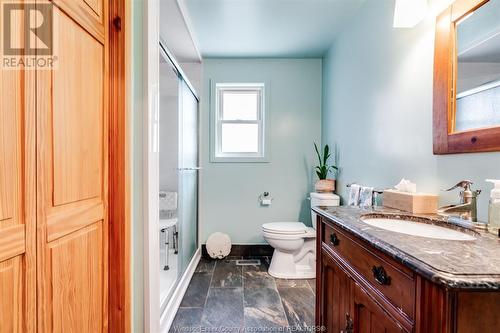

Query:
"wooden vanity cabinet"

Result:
[[319, 249, 405, 333], [319, 253, 352, 333], [353, 281, 404, 333], [316, 216, 500, 333]]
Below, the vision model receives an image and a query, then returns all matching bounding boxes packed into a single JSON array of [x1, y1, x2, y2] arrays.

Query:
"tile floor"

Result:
[[169, 257, 316, 333]]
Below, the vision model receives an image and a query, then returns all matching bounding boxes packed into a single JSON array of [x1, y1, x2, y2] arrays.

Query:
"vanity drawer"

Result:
[[322, 220, 416, 320]]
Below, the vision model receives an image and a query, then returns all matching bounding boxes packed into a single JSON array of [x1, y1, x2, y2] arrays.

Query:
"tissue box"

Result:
[[383, 190, 438, 214]]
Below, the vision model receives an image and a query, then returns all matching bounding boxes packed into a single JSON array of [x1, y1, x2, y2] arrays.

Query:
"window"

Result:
[[212, 83, 267, 162]]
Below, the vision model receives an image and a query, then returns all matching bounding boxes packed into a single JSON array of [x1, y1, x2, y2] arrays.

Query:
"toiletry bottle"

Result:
[[486, 179, 500, 237]]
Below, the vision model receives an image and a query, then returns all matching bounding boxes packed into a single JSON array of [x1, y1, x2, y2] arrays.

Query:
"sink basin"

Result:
[[361, 217, 476, 241]]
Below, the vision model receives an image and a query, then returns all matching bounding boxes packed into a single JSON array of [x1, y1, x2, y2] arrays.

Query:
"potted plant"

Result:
[[314, 143, 338, 193]]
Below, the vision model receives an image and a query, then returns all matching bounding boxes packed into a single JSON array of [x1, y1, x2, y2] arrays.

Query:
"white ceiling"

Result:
[[160, 0, 202, 63], [182, 0, 366, 58]]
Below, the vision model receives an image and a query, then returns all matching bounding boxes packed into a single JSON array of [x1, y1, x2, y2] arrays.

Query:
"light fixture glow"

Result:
[[393, 0, 428, 28]]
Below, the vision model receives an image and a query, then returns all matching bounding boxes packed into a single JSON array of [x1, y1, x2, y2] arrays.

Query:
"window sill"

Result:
[[210, 155, 270, 163]]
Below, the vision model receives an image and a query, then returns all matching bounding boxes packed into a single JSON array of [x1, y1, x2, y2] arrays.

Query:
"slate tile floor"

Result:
[[170, 257, 316, 333]]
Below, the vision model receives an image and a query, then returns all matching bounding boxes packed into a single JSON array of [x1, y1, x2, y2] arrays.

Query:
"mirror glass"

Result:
[[455, 0, 500, 132]]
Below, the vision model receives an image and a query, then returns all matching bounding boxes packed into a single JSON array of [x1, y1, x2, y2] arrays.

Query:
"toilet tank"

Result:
[[310, 192, 340, 229]]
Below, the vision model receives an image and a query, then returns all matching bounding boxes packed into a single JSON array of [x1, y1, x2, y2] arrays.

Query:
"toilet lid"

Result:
[[262, 222, 307, 235], [310, 192, 340, 200]]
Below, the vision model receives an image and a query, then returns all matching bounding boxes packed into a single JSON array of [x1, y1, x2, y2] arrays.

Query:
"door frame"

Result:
[[109, 0, 131, 331], [143, 0, 161, 331], [108, 0, 160, 330]]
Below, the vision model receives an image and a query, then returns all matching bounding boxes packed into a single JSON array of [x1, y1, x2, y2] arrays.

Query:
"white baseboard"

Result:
[[160, 247, 201, 332]]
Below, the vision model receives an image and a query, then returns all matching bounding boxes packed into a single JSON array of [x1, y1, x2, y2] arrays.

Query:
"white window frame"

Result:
[[211, 83, 268, 162]]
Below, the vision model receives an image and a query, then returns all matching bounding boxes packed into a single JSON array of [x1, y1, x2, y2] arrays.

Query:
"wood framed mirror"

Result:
[[433, 0, 500, 154]]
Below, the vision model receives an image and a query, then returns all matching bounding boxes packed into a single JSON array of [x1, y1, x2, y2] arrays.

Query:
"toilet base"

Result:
[[268, 265, 315, 279], [267, 247, 316, 279]]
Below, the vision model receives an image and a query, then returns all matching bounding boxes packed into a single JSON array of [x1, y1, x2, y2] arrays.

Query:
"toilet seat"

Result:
[[263, 229, 315, 240], [262, 222, 307, 235]]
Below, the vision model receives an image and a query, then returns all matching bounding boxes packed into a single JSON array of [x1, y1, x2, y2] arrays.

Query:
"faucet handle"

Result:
[[444, 180, 473, 192]]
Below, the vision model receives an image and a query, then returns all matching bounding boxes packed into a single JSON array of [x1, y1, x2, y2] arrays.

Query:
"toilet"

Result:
[[262, 192, 340, 279]]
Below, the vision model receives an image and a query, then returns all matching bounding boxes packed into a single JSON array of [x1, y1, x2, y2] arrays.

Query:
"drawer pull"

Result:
[[372, 265, 391, 286], [330, 233, 340, 246]]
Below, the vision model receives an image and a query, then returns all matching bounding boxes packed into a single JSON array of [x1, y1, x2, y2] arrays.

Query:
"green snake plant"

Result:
[[314, 143, 338, 180]]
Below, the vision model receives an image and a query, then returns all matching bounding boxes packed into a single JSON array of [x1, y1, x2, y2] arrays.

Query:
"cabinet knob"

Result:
[[372, 265, 391, 286], [330, 233, 340, 246]]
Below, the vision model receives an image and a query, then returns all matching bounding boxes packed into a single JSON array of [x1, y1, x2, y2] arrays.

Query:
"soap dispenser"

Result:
[[486, 179, 500, 237]]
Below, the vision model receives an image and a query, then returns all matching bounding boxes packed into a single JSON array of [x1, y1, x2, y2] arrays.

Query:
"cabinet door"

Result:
[[36, 1, 108, 331], [0, 0, 36, 331], [319, 251, 353, 333], [353, 282, 405, 333]]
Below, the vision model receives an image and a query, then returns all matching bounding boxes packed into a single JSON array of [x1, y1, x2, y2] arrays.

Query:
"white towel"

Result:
[[359, 186, 374, 207], [348, 184, 361, 206]]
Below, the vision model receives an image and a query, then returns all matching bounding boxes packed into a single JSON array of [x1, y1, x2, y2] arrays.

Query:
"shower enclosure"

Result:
[[158, 42, 200, 313]]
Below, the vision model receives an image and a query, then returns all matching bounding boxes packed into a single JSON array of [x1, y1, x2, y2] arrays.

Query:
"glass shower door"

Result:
[[158, 43, 200, 317], [177, 79, 199, 274], [158, 57, 180, 307]]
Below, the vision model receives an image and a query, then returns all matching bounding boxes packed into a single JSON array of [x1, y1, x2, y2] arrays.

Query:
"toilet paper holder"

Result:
[[259, 192, 273, 206]]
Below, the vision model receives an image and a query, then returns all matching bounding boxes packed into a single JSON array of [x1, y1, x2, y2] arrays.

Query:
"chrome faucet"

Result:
[[438, 180, 481, 222]]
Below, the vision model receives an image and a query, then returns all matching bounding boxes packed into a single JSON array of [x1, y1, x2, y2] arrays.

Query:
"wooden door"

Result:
[[319, 251, 353, 333], [0, 0, 36, 331], [353, 282, 405, 333], [36, 0, 109, 331]]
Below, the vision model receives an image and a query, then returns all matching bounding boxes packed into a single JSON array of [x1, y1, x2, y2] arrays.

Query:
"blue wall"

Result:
[[322, 0, 500, 222], [200, 59, 322, 244]]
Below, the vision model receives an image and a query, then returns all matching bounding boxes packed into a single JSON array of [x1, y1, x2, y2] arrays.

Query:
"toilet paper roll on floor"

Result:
[[206, 232, 232, 259]]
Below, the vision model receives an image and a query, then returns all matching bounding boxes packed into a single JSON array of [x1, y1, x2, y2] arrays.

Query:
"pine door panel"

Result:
[[0, 226, 25, 262], [37, 1, 108, 331], [0, 0, 108, 331], [52, 0, 105, 43], [0, 257, 24, 332], [0, 36, 22, 228], [52, 8, 104, 207], [0, 2, 35, 330], [83, 0, 103, 19], [47, 222, 104, 332]]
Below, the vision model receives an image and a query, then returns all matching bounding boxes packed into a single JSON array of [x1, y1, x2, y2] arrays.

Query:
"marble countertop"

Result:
[[314, 206, 500, 290]]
